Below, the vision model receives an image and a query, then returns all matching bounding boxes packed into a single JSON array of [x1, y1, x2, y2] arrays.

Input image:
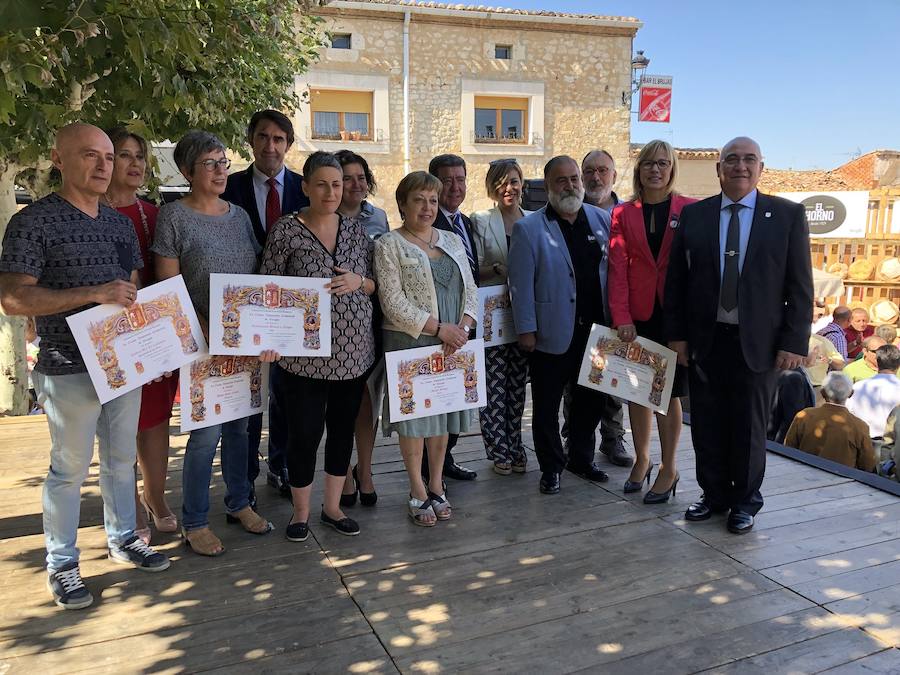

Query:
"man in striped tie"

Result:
[[426, 153, 480, 482]]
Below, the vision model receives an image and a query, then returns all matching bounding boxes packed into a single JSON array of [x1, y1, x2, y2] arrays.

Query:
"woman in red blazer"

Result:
[[608, 140, 696, 504]]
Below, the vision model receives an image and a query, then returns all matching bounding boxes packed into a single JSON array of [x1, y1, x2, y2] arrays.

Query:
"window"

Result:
[[474, 96, 528, 143], [494, 44, 512, 60], [310, 89, 373, 141], [330, 33, 352, 49]]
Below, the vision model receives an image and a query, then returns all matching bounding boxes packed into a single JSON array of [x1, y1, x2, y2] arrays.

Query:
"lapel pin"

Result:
[[765, 212, 771, 218]]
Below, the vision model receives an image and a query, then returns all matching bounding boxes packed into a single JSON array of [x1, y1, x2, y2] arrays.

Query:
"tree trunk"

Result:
[[0, 163, 30, 416]]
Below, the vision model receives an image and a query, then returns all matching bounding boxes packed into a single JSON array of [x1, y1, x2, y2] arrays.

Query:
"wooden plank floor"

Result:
[[1, 397, 899, 674]]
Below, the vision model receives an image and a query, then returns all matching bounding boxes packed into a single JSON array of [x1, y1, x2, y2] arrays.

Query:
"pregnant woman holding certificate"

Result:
[[375, 171, 479, 527], [608, 140, 696, 504]]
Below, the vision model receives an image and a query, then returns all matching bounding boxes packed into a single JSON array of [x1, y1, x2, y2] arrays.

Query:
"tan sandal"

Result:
[[228, 506, 274, 535], [427, 491, 452, 521], [408, 496, 436, 527], [182, 527, 225, 556]]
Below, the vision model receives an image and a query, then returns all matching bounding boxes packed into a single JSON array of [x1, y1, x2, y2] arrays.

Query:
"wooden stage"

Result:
[[1, 403, 899, 674]]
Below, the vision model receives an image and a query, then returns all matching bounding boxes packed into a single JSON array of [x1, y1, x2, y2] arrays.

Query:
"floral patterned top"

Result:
[[259, 212, 375, 380]]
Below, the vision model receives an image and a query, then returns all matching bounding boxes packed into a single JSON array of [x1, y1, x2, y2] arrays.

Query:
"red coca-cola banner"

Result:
[[638, 75, 673, 123]]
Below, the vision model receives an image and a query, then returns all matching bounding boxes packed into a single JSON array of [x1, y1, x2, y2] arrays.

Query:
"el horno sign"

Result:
[[777, 191, 870, 238]]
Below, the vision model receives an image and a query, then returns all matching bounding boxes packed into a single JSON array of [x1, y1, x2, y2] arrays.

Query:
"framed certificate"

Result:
[[179, 352, 269, 432], [577, 324, 677, 414], [208, 273, 331, 357], [384, 339, 487, 423], [475, 284, 516, 347], [66, 275, 206, 404]]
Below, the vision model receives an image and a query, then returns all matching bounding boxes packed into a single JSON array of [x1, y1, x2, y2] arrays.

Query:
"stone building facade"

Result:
[[258, 0, 641, 224]]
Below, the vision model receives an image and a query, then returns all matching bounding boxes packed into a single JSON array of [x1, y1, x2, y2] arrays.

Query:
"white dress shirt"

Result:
[[251, 164, 286, 227], [847, 372, 900, 438], [717, 189, 757, 324]]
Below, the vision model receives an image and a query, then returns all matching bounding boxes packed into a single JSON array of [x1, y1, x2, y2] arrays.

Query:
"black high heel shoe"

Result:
[[643, 473, 679, 504], [354, 465, 377, 507], [340, 472, 358, 507], [624, 463, 654, 494]]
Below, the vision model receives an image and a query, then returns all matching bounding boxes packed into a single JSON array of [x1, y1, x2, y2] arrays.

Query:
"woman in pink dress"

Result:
[[105, 127, 179, 543]]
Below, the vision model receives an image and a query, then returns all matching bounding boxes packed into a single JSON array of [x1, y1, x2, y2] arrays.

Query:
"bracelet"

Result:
[[435, 322, 443, 337], [356, 273, 363, 291]]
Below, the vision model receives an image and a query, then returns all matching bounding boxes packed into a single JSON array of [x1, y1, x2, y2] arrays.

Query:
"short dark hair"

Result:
[[247, 109, 295, 146], [302, 151, 342, 181], [334, 149, 377, 195], [543, 155, 578, 180], [875, 344, 900, 371], [833, 306, 852, 323], [173, 130, 226, 177], [428, 154, 466, 177]]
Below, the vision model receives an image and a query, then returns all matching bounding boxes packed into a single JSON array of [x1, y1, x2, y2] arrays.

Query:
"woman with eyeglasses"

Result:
[[608, 140, 696, 504], [152, 130, 275, 556], [470, 158, 531, 475], [104, 126, 178, 544]]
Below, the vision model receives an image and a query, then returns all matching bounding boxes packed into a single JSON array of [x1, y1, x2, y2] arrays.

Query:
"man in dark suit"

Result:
[[223, 109, 309, 500], [665, 136, 813, 534], [424, 154, 479, 482]]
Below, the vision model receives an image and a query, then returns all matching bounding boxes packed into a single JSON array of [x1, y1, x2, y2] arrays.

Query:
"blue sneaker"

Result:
[[109, 535, 170, 572], [47, 562, 93, 610]]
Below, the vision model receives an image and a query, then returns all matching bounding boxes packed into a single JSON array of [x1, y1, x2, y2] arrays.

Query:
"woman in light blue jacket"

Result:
[[470, 159, 531, 474]]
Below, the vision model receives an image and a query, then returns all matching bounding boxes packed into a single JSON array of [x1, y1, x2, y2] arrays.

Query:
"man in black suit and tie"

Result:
[[664, 137, 813, 534], [223, 109, 310, 500], [424, 153, 479, 482]]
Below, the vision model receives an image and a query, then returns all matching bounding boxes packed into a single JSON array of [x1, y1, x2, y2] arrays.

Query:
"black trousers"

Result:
[[528, 324, 611, 473], [247, 364, 288, 481], [273, 366, 367, 489], [688, 323, 778, 515], [560, 384, 624, 452]]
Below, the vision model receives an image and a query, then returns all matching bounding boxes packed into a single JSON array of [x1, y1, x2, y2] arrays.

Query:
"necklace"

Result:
[[402, 225, 436, 249]]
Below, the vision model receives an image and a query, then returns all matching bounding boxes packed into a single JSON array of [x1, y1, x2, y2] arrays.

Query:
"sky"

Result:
[[457, 0, 899, 170]]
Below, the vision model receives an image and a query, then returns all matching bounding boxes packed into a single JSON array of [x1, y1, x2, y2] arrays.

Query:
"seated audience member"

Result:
[[768, 367, 815, 443], [784, 373, 876, 471], [847, 344, 900, 438], [880, 405, 900, 481], [843, 336, 887, 383], [875, 323, 899, 347], [816, 305, 851, 359], [845, 307, 874, 359]]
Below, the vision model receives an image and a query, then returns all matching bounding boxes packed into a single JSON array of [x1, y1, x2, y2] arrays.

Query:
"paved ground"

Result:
[[1, 401, 898, 674]]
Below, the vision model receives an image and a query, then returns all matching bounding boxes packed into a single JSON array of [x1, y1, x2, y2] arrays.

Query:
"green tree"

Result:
[[0, 0, 326, 414]]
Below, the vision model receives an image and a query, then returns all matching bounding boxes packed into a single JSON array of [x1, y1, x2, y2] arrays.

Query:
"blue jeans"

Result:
[[182, 417, 253, 531], [34, 372, 141, 572]]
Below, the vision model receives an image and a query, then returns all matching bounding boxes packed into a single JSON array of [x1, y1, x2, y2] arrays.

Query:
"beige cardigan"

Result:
[[374, 228, 479, 338], [470, 206, 531, 286]]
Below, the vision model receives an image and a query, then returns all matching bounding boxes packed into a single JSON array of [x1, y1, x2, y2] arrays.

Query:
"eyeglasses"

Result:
[[583, 167, 611, 177], [195, 158, 231, 172], [639, 159, 672, 170], [721, 155, 760, 168]]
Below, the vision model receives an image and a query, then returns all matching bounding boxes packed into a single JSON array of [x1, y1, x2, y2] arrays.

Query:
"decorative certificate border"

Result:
[[482, 291, 511, 344], [88, 293, 199, 390], [220, 282, 321, 350], [587, 335, 669, 408], [396, 349, 479, 416], [188, 356, 263, 423]]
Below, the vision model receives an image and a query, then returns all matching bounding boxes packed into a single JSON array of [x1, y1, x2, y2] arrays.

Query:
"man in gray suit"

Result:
[[508, 156, 615, 494]]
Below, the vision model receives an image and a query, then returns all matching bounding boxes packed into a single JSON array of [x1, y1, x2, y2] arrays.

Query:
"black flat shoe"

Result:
[[539, 471, 561, 494], [444, 462, 477, 481], [566, 462, 609, 483], [354, 465, 377, 507], [624, 463, 655, 494], [285, 519, 309, 542], [320, 510, 360, 536], [726, 510, 754, 534], [644, 473, 679, 504]]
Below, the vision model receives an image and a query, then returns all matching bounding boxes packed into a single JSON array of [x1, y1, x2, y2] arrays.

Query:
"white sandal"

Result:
[[427, 491, 452, 520], [408, 496, 436, 527]]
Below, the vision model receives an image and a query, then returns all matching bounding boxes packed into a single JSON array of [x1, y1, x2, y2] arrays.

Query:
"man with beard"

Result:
[[508, 155, 614, 494], [559, 150, 632, 468]]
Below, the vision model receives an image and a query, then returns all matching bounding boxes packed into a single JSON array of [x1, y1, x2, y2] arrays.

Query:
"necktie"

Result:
[[720, 203, 742, 312], [265, 177, 280, 231], [452, 212, 477, 275]]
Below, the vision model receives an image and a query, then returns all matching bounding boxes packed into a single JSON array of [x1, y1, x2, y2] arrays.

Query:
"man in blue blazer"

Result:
[[508, 155, 615, 494], [223, 109, 309, 500]]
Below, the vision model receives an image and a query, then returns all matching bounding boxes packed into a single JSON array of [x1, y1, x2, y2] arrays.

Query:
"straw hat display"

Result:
[[877, 257, 900, 282], [848, 259, 875, 281], [870, 299, 900, 326], [827, 262, 849, 279]]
